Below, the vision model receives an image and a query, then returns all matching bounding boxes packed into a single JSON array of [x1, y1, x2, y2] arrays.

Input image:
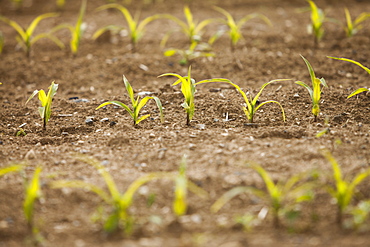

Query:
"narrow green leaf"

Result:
[[347, 88, 369, 99]]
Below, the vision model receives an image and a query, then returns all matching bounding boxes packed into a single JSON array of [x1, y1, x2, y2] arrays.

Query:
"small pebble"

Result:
[[100, 118, 109, 122], [109, 121, 117, 127], [85, 118, 94, 125]]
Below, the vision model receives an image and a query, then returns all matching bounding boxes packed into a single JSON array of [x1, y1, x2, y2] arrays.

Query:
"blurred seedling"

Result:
[[0, 13, 64, 57], [197, 78, 289, 123], [306, 0, 326, 45], [159, 6, 217, 47], [343, 8, 370, 37], [0, 164, 23, 177], [158, 66, 219, 125], [0, 31, 3, 54], [213, 6, 272, 50], [295, 55, 327, 122], [164, 41, 214, 65], [56, 0, 65, 10], [51, 155, 207, 234], [26, 81, 59, 131], [346, 200, 370, 231], [96, 75, 163, 125], [92, 4, 163, 51], [23, 166, 44, 243], [211, 164, 316, 228], [327, 56, 369, 99], [321, 149, 370, 226], [51, 0, 87, 56], [11, 0, 23, 11]]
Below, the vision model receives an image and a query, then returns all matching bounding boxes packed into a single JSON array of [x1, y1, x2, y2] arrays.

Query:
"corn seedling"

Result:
[[56, 0, 66, 10], [51, 0, 87, 56], [158, 66, 220, 125], [197, 78, 289, 123], [11, 0, 23, 11], [159, 6, 217, 47], [347, 200, 370, 230], [93, 4, 163, 51], [306, 0, 326, 45], [26, 81, 58, 130], [343, 8, 370, 37], [0, 164, 23, 177], [211, 164, 315, 228], [164, 41, 214, 65], [327, 56, 369, 98], [0, 31, 4, 54], [173, 155, 208, 216], [322, 150, 370, 226], [213, 6, 272, 50], [295, 55, 327, 122], [51, 155, 207, 233], [96, 75, 163, 125], [23, 166, 42, 234], [0, 13, 64, 57]]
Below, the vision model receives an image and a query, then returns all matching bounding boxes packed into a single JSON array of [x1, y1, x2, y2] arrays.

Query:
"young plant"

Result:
[[295, 55, 327, 122], [56, 0, 65, 10], [158, 66, 218, 125], [322, 149, 370, 226], [343, 8, 370, 37], [348, 200, 370, 230], [23, 167, 42, 233], [96, 75, 163, 125], [51, 0, 87, 56], [160, 6, 216, 47], [0, 13, 64, 57], [213, 6, 272, 50], [211, 164, 315, 228], [172, 155, 208, 216], [197, 78, 289, 123], [26, 81, 59, 130], [0, 31, 4, 54], [327, 56, 369, 98], [306, 0, 326, 45], [92, 4, 163, 51], [0, 164, 23, 177], [164, 41, 214, 65], [51, 155, 206, 233]]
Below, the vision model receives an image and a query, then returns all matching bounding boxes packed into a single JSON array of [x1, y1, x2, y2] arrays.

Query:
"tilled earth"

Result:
[[0, 0, 370, 246]]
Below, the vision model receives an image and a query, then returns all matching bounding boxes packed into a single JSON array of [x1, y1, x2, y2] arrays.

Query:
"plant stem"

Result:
[[186, 114, 190, 126]]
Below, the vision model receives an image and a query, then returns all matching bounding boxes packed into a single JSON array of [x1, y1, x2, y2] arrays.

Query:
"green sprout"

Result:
[[211, 164, 315, 228], [0, 31, 4, 54], [173, 155, 208, 216], [348, 200, 370, 230], [164, 42, 214, 65], [56, 0, 66, 10], [295, 55, 327, 122], [343, 8, 370, 38], [306, 0, 326, 45], [158, 66, 219, 125], [96, 75, 164, 125], [26, 81, 59, 130], [322, 150, 370, 226], [11, 0, 23, 11], [23, 166, 42, 233], [51, 155, 207, 234], [197, 78, 289, 123], [0, 13, 64, 57], [327, 56, 369, 98], [213, 6, 272, 50], [51, 0, 87, 56], [92, 4, 163, 51], [160, 6, 216, 47], [0, 164, 23, 177]]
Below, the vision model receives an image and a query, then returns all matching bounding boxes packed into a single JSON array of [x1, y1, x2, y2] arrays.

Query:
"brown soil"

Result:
[[1, 0, 370, 246]]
